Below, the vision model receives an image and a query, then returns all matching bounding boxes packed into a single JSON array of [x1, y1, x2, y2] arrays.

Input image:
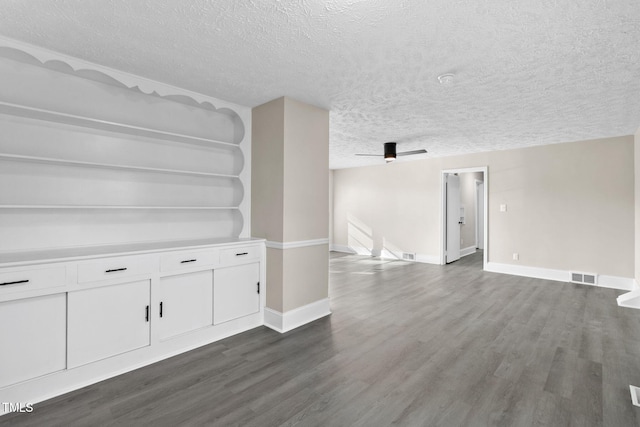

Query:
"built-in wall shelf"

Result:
[[0, 101, 240, 150], [0, 153, 239, 179], [0, 205, 240, 210], [0, 49, 247, 253]]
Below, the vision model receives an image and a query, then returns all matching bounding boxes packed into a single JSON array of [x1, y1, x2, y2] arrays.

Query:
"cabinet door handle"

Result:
[[106, 267, 127, 273], [257, 282, 260, 294], [145, 305, 149, 322], [236, 252, 248, 256], [180, 259, 197, 264], [160, 302, 163, 318], [0, 279, 29, 286]]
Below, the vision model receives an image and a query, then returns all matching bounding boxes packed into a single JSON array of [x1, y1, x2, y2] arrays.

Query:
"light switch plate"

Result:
[[500, 204, 507, 212]]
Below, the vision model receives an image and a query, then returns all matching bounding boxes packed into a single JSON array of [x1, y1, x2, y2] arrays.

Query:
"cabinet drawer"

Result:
[[220, 246, 260, 265], [0, 267, 66, 295], [160, 250, 217, 272], [77, 255, 157, 283]]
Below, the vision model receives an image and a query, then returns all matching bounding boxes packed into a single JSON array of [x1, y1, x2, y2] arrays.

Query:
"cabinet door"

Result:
[[0, 294, 66, 388], [68, 280, 150, 368], [213, 263, 260, 325], [158, 270, 213, 340]]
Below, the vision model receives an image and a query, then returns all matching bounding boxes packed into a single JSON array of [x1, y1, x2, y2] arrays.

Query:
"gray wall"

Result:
[[333, 135, 635, 278], [252, 97, 329, 312]]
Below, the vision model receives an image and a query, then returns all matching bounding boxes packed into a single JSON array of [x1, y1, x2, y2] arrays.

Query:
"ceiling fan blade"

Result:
[[354, 153, 383, 157], [396, 149, 428, 156]]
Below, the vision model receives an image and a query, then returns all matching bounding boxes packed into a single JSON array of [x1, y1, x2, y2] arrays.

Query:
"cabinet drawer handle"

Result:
[[236, 252, 249, 256], [180, 259, 197, 264], [145, 305, 150, 322], [0, 279, 29, 286], [105, 268, 127, 273], [160, 301, 163, 318]]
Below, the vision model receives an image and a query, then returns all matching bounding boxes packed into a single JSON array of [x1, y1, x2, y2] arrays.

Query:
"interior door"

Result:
[[446, 173, 461, 263]]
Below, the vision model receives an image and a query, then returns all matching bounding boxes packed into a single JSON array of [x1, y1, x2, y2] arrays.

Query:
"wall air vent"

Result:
[[402, 252, 416, 261], [570, 272, 598, 285]]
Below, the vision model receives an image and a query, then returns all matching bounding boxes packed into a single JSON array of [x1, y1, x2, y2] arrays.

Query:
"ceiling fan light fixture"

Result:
[[384, 142, 397, 162], [354, 141, 426, 163]]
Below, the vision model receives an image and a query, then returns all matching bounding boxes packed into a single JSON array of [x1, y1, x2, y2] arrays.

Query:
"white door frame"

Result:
[[475, 179, 484, 250], [440, 166, 488, 269]]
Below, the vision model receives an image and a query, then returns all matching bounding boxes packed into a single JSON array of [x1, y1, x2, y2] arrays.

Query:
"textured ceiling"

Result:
[[0, 0, 639, 169]]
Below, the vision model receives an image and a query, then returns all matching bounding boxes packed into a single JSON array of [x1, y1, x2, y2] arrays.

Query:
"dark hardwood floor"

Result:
[[4, 251, 640, 426]]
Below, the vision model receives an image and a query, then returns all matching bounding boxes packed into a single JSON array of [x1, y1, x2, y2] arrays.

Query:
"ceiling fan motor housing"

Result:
[[384, 142, 397, 161]]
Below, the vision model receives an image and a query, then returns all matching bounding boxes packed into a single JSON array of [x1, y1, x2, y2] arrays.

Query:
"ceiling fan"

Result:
[[355, 142, 427, 163]]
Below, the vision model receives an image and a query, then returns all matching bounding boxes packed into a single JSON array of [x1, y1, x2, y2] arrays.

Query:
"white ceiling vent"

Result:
[[402, 252, 416, 261], [570, 272, 598, 285]]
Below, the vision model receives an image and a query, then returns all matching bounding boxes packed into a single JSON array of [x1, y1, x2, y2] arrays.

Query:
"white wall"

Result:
[[333, 136, 635, 279]]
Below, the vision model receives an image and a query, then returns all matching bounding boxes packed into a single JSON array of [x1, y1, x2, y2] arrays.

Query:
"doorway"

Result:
[[440, 167, 488, 268]]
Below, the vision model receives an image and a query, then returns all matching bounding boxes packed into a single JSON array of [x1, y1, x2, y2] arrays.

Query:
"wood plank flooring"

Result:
[[4, 251, 640, 426]]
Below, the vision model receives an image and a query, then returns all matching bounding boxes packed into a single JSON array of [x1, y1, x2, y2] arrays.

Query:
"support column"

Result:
[[252, 97, 330, 332]]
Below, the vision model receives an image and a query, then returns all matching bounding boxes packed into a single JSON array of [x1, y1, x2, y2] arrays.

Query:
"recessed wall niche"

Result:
[[0, 47, 247, 255]]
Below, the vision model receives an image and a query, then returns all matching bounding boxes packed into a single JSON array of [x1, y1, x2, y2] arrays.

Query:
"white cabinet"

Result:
[[214, 262, 260, 325], [0, 239, 264, 410], [67, 280, 151, 368], [158, 270, 213, 340], [0, 294, 66, 388]]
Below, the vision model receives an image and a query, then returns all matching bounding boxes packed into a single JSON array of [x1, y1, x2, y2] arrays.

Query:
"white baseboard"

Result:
[[485, 262, 567, 282], [330, 244, 355, 254], [598, 275, 637, 291], [379, 249, 440, 265], [485, 262, 635, 291], [330, 245, 440, 265], [460, 246, 477, 258], [264, 298, 331, 333], [415, 254, 441, 265], [330, 244, 370, 256], [266, 238, 329, 250]]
